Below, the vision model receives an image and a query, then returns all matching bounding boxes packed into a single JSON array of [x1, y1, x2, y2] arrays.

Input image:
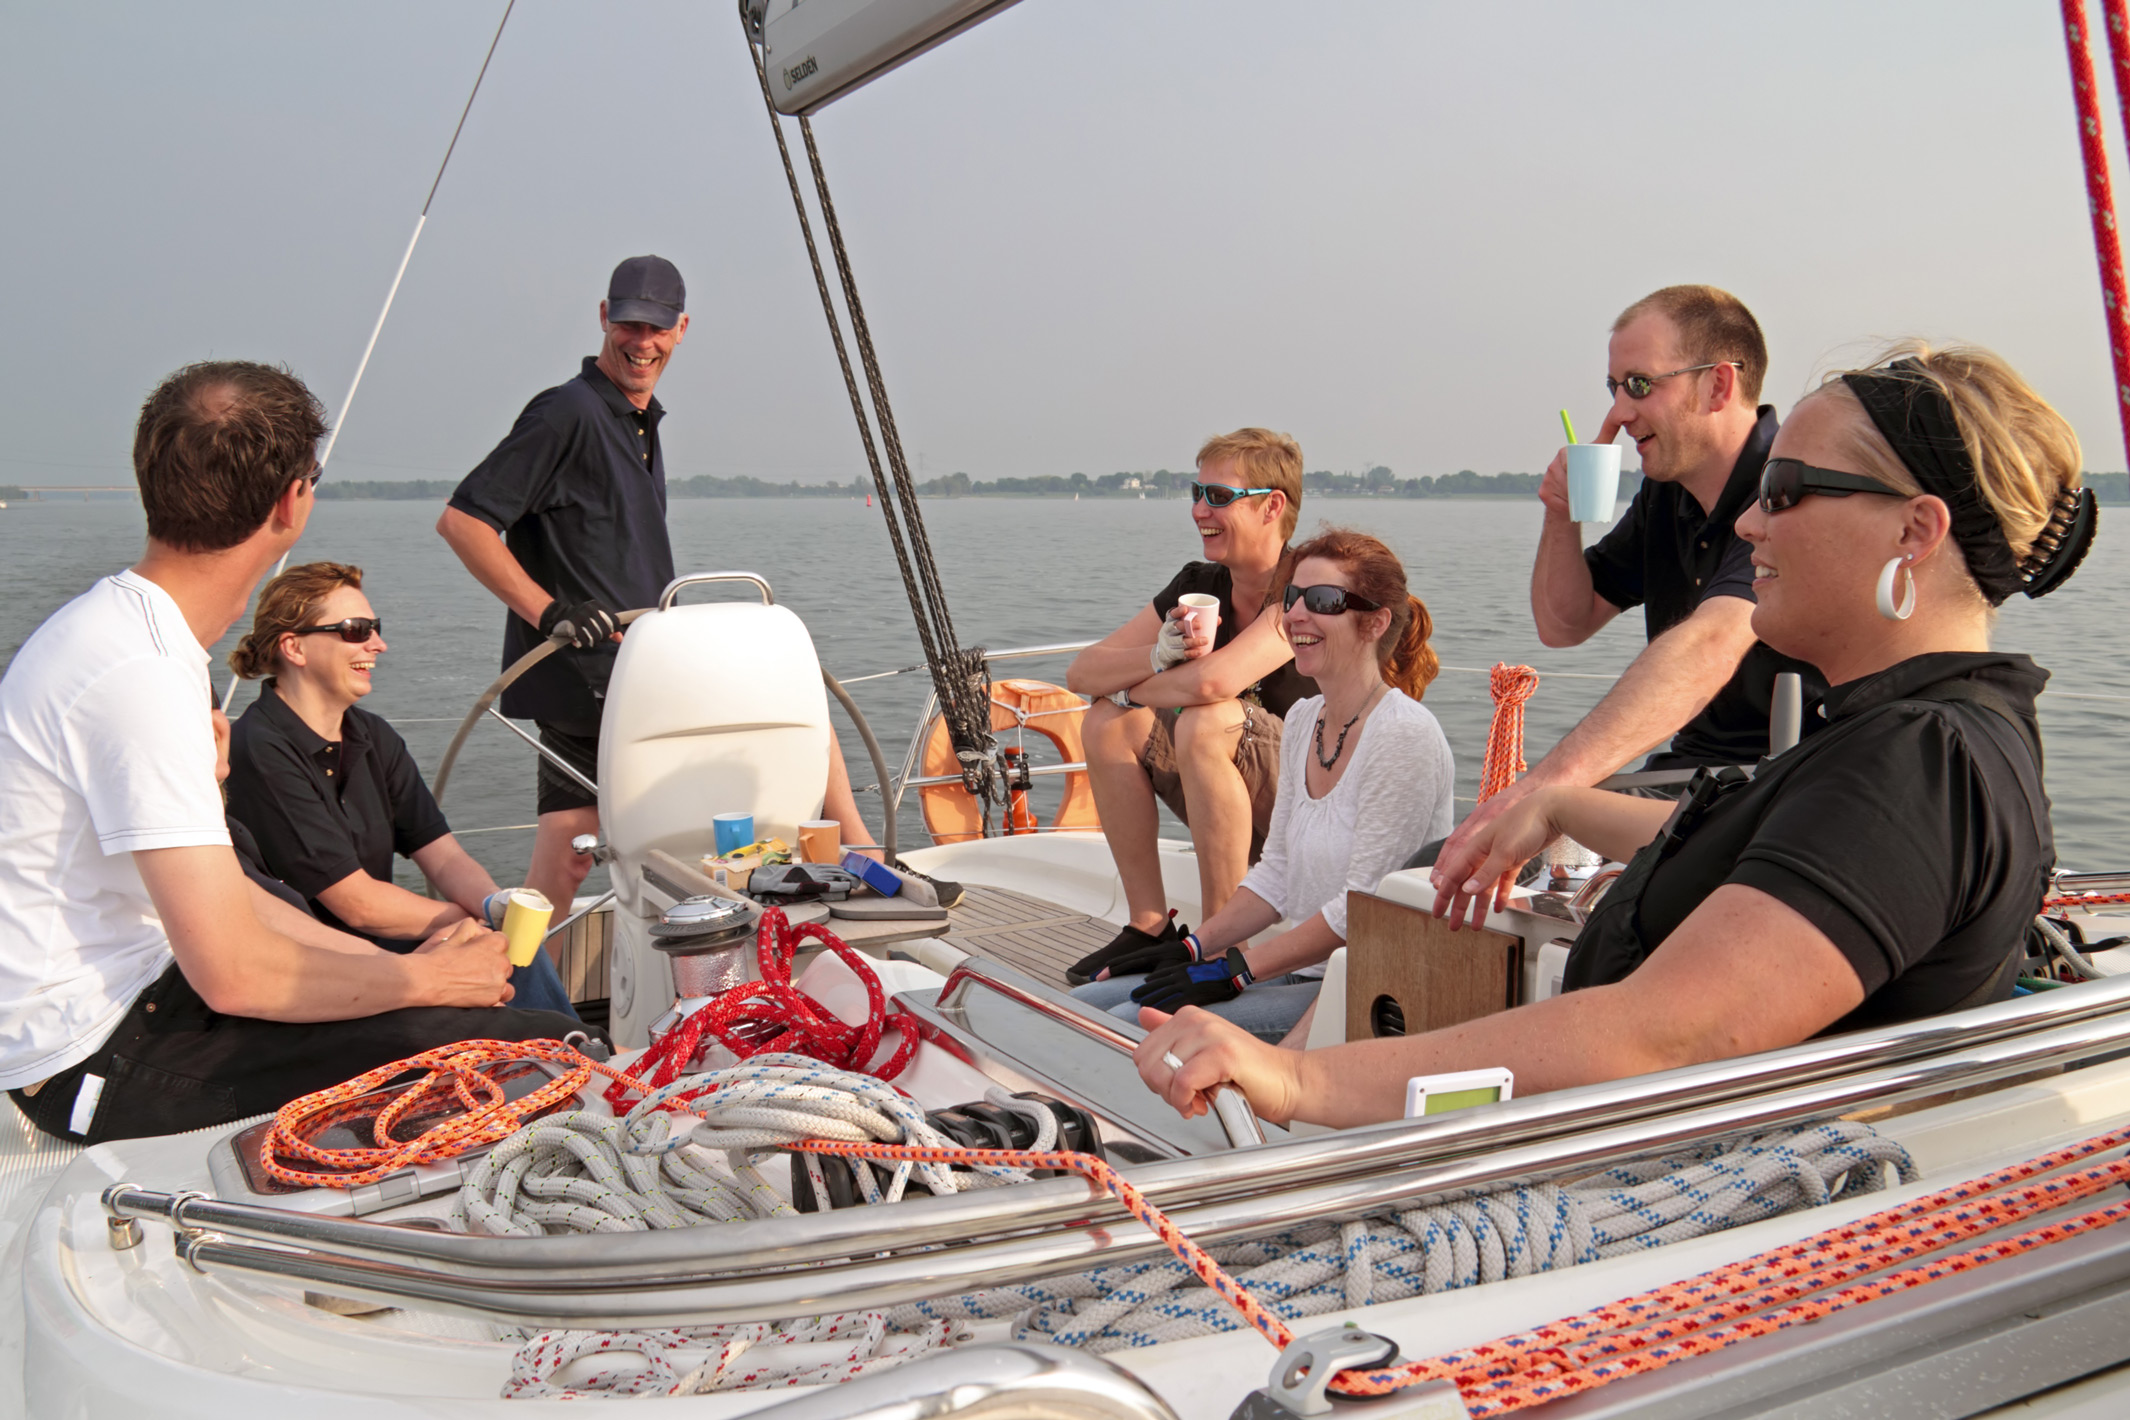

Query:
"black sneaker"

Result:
[[1066, 911, 1187, 987]]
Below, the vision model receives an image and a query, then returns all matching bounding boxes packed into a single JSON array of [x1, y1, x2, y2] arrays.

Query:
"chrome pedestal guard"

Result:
[[104, 975, 2130, 1328]]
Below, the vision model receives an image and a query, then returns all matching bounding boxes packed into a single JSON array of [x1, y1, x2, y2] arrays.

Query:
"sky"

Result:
[[2, 1, 2126, 488]]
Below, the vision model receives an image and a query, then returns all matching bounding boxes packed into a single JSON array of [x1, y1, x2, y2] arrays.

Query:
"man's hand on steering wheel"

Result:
[[539, 598, 620, 651]]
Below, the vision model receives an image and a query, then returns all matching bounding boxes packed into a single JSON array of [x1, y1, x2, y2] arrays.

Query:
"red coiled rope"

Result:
[[1477, 664, 1540, 805], [604, 906, 921, 1111], [2063, 0, 2130, 460]]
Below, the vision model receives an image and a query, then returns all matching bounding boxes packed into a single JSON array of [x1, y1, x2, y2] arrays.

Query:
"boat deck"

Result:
[[934, 885, 1113, 991]]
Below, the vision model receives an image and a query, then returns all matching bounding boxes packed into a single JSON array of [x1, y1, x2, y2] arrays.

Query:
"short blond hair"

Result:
[[1195, 428, 1303, 539], [1809, 342, 2082, 566], [1614, 285, 1768, 403]]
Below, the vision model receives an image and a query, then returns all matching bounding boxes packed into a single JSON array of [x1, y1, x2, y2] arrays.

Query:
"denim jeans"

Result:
[[509, 950, 580, 1020], [1071, 972, 1321, 1043]]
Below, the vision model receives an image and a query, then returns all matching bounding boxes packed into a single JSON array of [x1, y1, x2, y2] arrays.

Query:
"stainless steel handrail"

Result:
[[938, 959, 1267, 1148], [657, 571, 775, 610], [142, 995, 2130, 1326], [708, 1344, 1178, 1420], [901, 761, 1088, 791], [111, 974, 2130, 1295], [2053, 870, 2130, 895]]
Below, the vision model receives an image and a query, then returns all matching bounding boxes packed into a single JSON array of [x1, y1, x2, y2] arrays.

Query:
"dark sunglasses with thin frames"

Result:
[[1283, 584, 1383, 615], [1605, 361, 1743, 400], [293, 617, 382, 643], [1757, 457, 1902, 514], [1189, 480, 1276, 508]]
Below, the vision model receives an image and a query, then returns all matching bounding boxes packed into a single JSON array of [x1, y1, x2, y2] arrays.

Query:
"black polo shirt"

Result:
[[1583, 406, 1828, 768], [227, 814, 310, 914], [449, 357, 677, 733], [1628, 652, 2052, 1031], [225, 684, 452, 946]]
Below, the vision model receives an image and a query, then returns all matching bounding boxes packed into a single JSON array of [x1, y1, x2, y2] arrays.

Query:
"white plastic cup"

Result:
[[1177, 592, 1220, 642], [1565, 443, 1623, 522]]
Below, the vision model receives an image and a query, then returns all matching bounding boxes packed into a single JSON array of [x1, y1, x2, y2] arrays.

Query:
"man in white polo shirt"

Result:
[[0, 360, 588, 1145]]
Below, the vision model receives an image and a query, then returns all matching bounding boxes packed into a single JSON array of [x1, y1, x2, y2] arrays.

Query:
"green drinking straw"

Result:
[[1560, 408, 1579, 445]]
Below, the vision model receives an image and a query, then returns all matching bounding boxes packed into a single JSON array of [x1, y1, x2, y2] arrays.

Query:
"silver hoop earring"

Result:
[[1876, 554, 1916, 621]]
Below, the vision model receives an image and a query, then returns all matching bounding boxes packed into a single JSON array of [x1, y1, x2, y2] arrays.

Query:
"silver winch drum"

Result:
[[651, 896, 757, 997]]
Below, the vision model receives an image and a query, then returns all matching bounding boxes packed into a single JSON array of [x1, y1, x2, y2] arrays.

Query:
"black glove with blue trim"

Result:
[[1129, 947, 1254, 1012]]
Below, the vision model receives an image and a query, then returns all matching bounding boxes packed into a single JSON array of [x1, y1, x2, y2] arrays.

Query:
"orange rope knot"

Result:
[[259, 1038, 597, 1191], [1478, 664, 1540, 805]]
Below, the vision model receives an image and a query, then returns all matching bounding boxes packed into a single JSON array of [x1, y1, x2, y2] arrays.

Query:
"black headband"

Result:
[[1842, 359, 2095, 605]]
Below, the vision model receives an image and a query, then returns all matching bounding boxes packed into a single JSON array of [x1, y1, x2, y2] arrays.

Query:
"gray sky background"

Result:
[[3, 1, 2126, 487]]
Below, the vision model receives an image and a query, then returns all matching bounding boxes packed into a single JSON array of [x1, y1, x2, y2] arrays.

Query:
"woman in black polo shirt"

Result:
[[225, 563, 576, 1018], [1137, 343, 2094, 1129]]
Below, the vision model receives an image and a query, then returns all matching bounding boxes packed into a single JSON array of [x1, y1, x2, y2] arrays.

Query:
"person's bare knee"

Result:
[[1083, 697, 1154, 766], [1171, 700, 1246, 766]]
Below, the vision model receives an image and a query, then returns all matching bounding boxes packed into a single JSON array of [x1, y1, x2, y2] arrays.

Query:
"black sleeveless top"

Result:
[[1150, 559, 1318, 719]]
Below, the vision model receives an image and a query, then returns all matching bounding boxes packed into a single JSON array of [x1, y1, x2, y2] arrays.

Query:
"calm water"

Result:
[[4, 495, 2127, 887]]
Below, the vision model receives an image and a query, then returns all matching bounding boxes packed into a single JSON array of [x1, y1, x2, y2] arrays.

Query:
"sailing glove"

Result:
[[1130, 947, 1254, 1011], [1066, 914, 1189, 986], [539, 598, 619, 651], [1150, 615, 1191, 672]]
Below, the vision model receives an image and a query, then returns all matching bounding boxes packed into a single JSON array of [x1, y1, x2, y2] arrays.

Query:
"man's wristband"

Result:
[[1224, 946, 1255, 989], [1182, 932, 1205, 963]]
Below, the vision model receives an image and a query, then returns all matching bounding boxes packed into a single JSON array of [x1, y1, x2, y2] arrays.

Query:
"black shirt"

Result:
[[1151, 560, 1318, 719], [1583, 407, 1828, 768], [227, 814, 310, 914], [1629, 652, 2053, 1030], [225, 684, 453, 946], [449, 357, 677, 733]]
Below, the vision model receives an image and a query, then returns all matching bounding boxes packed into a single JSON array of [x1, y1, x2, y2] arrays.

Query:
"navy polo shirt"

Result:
[[224, 684, 452, 948], [1583, 406, 1828, 768], [450, 357, 677, 733]]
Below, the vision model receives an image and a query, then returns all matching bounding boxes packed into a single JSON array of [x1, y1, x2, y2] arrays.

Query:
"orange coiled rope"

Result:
[[793, 1120, 2130, 1415], [1477, 664, 1539, 805], [258, 1038, 611, 1191]]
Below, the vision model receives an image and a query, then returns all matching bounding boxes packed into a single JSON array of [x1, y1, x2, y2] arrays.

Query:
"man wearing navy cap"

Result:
[[439, 256, 691, 913]]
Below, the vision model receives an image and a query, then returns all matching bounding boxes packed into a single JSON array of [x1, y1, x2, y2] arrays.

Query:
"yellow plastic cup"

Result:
[[500, 889, 555, 968]]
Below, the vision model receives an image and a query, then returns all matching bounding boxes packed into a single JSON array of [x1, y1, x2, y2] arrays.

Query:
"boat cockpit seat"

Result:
[[599, 595, 833, 1047]]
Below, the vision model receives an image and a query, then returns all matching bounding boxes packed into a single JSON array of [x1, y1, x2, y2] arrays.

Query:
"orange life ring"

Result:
[[918, 678, 1101, 844]]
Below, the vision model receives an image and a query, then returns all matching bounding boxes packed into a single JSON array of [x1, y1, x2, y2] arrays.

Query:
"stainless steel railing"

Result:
[[108, 974, 2130, 1326], [889, 641, 1096, 817]]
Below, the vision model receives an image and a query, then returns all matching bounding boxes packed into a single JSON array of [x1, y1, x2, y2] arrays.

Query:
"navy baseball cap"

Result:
[[607, 255, 685, 329]]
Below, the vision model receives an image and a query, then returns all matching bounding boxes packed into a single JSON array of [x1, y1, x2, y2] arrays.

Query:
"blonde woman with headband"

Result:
[[1138, 344, 2093, 1126]]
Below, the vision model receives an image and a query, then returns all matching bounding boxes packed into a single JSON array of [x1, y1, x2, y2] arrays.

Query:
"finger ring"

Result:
[[1161, 1050, 1184, 1071]]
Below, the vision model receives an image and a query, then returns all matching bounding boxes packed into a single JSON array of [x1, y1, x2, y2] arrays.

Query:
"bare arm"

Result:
[[1428, 783, 1675, 929], [314, 867, 472, 941], [1531, 418, 1627, 646], [1238, 912, 1344, 981], [437, 506, 553, 628], [137, 846, 513, 1020], [1128, 604, 1293, 709], [1140, 883, 1866, 1128], [246, 882, 383, 955], [1065, 604, 1169, 697], [410, 833, 499, 918]]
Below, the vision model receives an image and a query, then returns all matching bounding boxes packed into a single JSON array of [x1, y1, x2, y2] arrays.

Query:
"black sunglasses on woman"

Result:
[[1283, 584, 1383, 615], [293, 617, 383, 642]]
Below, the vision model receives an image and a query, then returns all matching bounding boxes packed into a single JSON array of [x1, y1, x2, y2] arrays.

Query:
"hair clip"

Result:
[[2020, 485, 2097, 599]]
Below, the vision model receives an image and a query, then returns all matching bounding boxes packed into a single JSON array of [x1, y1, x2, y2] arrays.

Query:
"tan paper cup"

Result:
[[500, 888, 554, 968], [1177, 591, 1220, 641], [798, 820, 842, 864]]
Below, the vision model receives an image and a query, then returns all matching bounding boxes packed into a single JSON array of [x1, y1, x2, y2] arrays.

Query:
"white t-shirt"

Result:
[[1240, 690, 1455, 974], [0, 571, 229, 1089]]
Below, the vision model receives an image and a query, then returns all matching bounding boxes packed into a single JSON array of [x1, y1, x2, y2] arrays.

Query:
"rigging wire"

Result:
[[743, 37, 1005, 830], [222, 0, 517, 710]]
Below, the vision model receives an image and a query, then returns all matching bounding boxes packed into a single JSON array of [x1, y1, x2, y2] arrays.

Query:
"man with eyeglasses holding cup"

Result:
[[1439, 285, 1826, 875], [1065, 428, 1318, 984]]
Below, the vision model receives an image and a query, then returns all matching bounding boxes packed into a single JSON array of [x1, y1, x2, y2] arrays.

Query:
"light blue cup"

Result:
[[1565, 443, 1623, 522], [713, 812, 755, 855]]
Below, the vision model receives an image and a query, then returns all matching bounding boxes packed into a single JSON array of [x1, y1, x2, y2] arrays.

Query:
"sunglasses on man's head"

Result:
[[1283, 584, 1383, 616], [1757, 457, 1902, 514], [294, 617, 382, 643], [1189, 480, 1277, 508], [1604, 361, 1742, 401]]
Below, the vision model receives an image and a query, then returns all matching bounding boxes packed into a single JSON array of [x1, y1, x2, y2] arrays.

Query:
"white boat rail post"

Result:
[[104, 975, 2130, 1321], [221, 0, 519, 712]]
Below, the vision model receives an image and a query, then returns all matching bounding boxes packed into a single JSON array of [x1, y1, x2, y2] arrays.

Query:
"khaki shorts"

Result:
[[1137, 701, 1283, 863]]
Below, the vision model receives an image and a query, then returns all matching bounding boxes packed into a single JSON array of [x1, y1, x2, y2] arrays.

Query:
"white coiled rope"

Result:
[[889, 1121, 1915, 1352], [480, 1055, 1040, 1398]]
